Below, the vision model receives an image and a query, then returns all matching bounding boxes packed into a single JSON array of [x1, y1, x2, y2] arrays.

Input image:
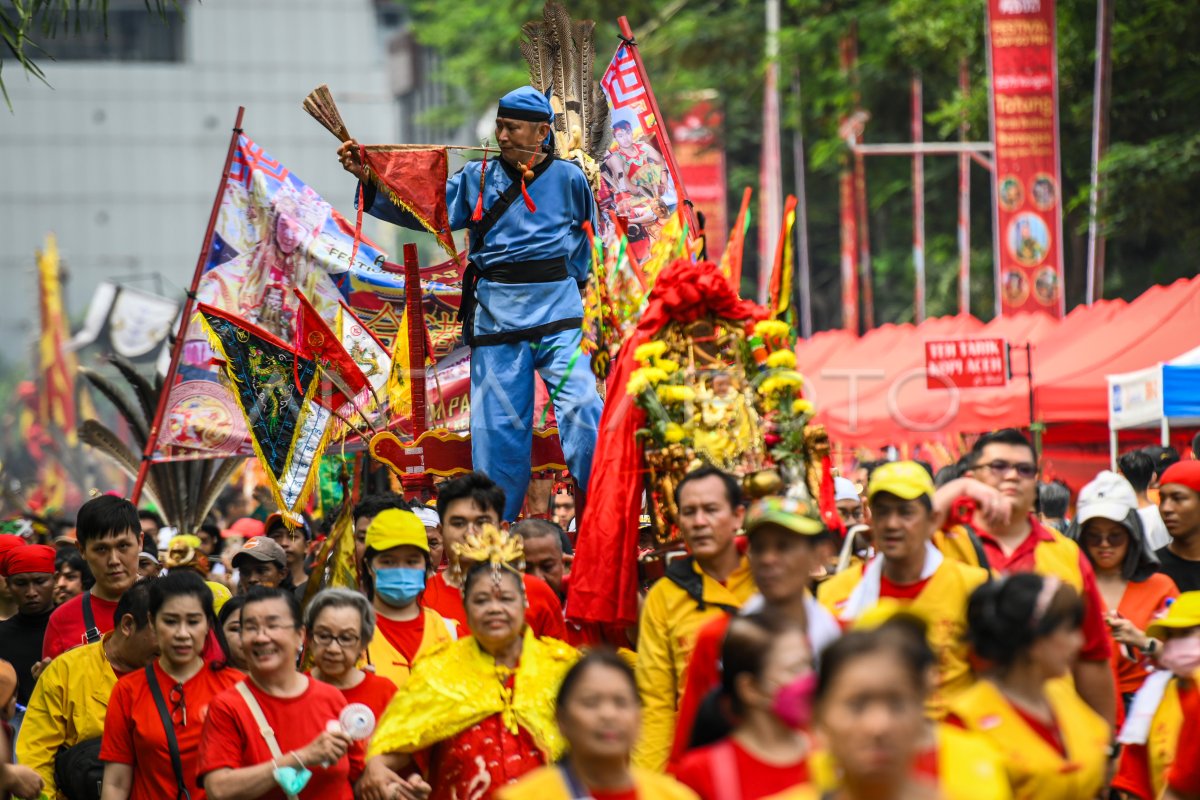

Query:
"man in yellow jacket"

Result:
[[633, 465, 757, 771], [15, 579, 158, 799], [818, 461, 990, 717], [932, 428, 1117, 726]]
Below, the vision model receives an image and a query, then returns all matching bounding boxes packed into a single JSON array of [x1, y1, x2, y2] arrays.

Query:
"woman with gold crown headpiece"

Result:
[[357, 525, 579, 800]]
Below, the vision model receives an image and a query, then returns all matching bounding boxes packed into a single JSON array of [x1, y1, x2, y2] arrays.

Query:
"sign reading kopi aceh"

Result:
[[925, 339, 1010, 389]]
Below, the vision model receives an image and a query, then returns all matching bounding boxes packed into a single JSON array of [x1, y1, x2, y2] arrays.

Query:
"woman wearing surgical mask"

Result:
[[306, 589, 397, 721], [675, 611, 814, 800], [1113, 591, 1200, 800], [361, 509, 456, 689]]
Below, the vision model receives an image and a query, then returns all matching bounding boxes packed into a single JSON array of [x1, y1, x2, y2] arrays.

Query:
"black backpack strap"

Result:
[[145, 664, 190, 800], [664, 556, 739, 615], [81, 592, 102, 645]]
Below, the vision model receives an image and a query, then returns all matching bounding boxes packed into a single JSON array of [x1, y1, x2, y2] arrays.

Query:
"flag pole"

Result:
[[400, 243, 434, 501], [131, 106, 245, 504], [615, 16, 697, 237]]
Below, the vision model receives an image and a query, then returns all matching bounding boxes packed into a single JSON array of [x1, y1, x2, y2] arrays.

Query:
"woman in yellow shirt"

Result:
[[499, 649, 696, 800], [948, 573, 1111, 800]]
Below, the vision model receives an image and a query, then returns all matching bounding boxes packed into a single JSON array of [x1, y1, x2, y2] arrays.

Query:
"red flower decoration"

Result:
[[641, 259, 767, 329]]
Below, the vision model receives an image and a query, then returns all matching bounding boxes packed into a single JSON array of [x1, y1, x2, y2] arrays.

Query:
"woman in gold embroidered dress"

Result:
[[357, 526, 578, 800]]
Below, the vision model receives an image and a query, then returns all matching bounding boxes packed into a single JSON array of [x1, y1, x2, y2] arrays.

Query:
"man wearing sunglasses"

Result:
[[933, 428, 1116, 726]]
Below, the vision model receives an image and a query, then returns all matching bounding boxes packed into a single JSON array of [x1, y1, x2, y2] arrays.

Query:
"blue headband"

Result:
[[497, 86, 555, 148]]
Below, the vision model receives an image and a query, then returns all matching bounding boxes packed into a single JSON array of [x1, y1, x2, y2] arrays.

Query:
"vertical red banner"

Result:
[[987, 0, 1065, 316], [670, 98, 728, 262]]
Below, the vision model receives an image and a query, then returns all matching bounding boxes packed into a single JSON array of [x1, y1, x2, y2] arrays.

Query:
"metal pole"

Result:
[[838, 34, 860, 334], [792, 68, 813, 338], [1026, 343, 1038, 450], [758, 0, 783, 305], [849, 26, 873, 330], [1086, 0, 1114, 305], [984, 16, 1003, 320], [958, 59, 972, 316], [911, 72, 925, 324], [132, 107, 245, 504]]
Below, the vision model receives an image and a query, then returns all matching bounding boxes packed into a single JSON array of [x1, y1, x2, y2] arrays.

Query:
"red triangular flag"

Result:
[[363, 146, 458, 260], [293, 290, 369, 412]]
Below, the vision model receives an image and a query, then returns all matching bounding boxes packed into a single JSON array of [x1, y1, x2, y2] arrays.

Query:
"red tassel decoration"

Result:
[[520, 152, 538, 213], [471, 151, 487, 222]]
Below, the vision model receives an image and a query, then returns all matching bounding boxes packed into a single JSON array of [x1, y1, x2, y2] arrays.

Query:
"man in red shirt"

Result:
[[935, 428, 1116, 725], [422, 472, 567, 640], [42, 495, 140, 660]]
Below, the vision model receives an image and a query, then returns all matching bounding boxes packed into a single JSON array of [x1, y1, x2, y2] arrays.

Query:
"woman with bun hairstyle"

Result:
[[947, 573, 1110, 800], [674, 611, 815, 800]]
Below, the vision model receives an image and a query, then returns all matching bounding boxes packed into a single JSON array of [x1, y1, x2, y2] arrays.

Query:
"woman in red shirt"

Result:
[[675, 611, 814, 800], [100, 571, 244, 800], [197, 586, 362, 800], [305, 588, 397, 721]]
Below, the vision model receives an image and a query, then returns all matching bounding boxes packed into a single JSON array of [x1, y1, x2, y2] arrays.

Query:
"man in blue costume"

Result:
[[338, 86, 603, 521]]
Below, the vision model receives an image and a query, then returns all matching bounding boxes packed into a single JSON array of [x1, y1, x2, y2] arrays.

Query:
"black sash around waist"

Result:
[[457, 257, 569, 345]]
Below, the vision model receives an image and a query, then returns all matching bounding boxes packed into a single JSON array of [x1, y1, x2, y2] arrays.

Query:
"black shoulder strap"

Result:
[[81, 592, 102, 645], [469, 168, 526, 254], [468, 156, 557, 253], [664, 556, 739, 615], [146, 664, 190, 800], [959, 522, 992, 573]]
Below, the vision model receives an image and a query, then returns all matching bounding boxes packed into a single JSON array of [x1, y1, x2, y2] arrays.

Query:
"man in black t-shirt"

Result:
[[1154, 461, 1200, 592], [0, 545, 56, 710]]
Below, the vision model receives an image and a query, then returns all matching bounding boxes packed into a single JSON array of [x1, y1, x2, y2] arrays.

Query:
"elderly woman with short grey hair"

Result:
[[305, 587, 398, 719]]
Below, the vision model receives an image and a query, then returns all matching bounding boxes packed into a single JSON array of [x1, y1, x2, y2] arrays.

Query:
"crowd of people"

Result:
[[1, 427, 1200, 799]]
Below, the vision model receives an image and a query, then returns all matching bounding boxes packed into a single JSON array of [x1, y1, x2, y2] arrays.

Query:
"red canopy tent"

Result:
[[797, 276, 1200, 489]]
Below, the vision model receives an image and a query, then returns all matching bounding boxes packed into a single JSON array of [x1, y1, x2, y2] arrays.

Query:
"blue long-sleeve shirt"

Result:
[[361, 154, 597, 343]]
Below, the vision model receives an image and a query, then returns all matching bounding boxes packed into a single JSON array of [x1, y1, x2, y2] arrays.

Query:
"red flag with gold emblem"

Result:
[[293, 289, 369, 413]]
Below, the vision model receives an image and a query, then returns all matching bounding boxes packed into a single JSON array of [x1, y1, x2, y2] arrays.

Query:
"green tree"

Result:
[[404, 0, 1199, 329]]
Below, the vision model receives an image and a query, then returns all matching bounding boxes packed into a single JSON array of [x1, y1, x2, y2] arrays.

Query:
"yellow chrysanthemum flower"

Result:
[[626, 372, 651, 396], [792, 398, 815, 415], [656, 358, 680, 374], [664, 423, 686, 443], [759, 371, 804, 396], [634, 341, 668, 364], [657, 385, 697, 404], [754, 320, 791, 340], [766, 350, 797, 369]]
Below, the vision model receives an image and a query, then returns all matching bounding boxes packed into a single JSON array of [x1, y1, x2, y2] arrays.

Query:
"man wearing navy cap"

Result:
[[338, 86, 602, 522]]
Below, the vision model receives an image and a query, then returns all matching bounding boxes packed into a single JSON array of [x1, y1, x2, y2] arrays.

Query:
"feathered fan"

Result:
[[520, 2, 609, 163], [78, 356, 243, 534]]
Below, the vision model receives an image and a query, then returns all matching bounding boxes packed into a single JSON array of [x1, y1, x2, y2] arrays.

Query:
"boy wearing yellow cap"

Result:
[[361, 508, 457, 688], [818, 461, 990, 717], [1114, 591, 1200, 800]]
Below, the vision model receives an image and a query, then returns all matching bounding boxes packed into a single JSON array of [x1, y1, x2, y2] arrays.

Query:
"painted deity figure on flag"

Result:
[[338, 86, 604, 521], [198, 179, 343, 340]]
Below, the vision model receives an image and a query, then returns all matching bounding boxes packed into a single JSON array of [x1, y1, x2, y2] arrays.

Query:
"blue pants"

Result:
[[470, 327, 603, 521]]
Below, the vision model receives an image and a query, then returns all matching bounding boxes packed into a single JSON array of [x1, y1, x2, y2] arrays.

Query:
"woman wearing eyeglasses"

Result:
[[197, 586, 361, 800], [306, 588, 398, 721], [1071, 471, 1178, 721], [100, 571, 244, 800]]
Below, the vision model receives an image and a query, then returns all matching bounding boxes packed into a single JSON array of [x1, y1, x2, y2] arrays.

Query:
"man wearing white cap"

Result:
[[834, 476, 865, 530]]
